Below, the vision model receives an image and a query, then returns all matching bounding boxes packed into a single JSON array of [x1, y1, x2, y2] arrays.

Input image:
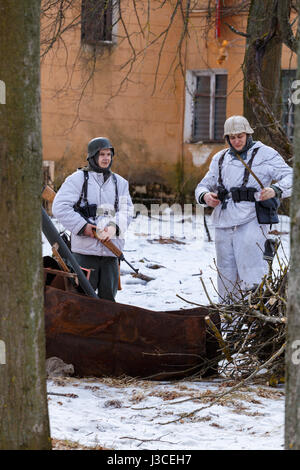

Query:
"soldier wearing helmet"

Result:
[[52, 137, 133, 301], [195, 115, 292, 303]]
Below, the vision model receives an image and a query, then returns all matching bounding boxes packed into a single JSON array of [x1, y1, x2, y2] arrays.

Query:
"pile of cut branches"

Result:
[[200, 255, 288, 384]]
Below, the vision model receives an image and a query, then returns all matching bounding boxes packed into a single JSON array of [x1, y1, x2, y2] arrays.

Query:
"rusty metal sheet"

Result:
[[44, 286, 220, 380]]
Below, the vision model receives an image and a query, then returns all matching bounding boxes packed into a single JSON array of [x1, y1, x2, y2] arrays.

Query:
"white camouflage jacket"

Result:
[[52, 169, 134, 256], [195, 141, 293, 228]]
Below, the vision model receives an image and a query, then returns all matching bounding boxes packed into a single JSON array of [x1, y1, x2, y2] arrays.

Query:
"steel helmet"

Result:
[[223, 116, 254, 137], [87, 137, 115, 160]]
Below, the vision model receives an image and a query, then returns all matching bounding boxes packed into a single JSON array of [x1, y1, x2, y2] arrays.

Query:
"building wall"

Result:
[[40, 0, 297, 200], [41, 0, 186, 193]]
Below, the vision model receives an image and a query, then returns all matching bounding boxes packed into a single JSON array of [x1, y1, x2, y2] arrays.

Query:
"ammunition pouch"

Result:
[[255, 197, 280, 225], [74, 203, 97, 220], [230, 186, 257, 203]]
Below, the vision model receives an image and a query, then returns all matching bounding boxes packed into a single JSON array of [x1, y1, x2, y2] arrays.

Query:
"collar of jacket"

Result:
[[227, 136, 256, 160], [86, 161, 112, 182]]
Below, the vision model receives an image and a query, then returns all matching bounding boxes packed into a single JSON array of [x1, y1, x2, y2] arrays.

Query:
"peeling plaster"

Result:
[[188, 144, 212, 167]]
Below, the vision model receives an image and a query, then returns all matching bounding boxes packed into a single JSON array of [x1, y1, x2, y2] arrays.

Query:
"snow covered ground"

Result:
[[43, 211, 290, 451]]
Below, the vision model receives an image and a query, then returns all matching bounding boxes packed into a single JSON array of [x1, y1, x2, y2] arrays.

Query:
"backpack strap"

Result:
[[76, 169, 119, 213], [75, 169, 89, 207], [218, 149, 228, 187], [218, 147, 260, 187]]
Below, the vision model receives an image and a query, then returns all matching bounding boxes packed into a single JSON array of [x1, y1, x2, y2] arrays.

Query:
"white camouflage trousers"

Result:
[[214, 218, 269, 303]]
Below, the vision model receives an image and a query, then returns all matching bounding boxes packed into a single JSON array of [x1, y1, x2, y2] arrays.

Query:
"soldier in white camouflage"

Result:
[[53, 137, 133, 301], [195, 116, 292, 303]]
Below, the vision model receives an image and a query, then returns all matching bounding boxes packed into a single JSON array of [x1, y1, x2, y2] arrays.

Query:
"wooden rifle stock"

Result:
[[42, 185, 56, 204]]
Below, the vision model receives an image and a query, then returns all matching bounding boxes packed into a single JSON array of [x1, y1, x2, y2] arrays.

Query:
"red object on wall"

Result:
[[216, 0, 221, 38]]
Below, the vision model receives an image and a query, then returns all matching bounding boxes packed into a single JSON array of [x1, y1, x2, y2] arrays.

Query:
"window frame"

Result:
[[184, 69, 228, 144], [81, 0, 119, 46]]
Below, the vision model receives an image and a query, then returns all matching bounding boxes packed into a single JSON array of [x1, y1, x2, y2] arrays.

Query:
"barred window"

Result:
[[81, 0, 113, 44], [281, 69, 296, 141], [192, 72, 227, 142]]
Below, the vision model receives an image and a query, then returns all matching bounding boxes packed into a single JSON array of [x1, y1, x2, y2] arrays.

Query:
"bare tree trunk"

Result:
[[243, 0, 293, 162], [0, 0, 51, 449], [285, 13, 300, 449]]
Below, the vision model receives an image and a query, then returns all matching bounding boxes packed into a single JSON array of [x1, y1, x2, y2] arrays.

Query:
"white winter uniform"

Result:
[[195, 141, 292, 301], [52, 169, 133, 257]]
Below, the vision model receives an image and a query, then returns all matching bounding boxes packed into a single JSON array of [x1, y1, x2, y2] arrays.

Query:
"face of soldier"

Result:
[[229, 132, 247, 152], [97, 148, 112, 168]]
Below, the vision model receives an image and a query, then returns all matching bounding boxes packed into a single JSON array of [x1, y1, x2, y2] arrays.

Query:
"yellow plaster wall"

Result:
[[40, 1, 297, 196], [41, 0, 186, 189]]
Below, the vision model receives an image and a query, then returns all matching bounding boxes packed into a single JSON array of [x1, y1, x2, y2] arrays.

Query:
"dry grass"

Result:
[[51, 438, 110, 450]]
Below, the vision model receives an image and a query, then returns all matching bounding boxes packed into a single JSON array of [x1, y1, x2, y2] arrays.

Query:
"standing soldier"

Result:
[[52, 137, 133, 301], [195, 116, 292, 303]]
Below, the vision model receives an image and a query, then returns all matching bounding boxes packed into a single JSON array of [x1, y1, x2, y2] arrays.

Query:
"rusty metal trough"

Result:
[[44, 256, 220, 380]]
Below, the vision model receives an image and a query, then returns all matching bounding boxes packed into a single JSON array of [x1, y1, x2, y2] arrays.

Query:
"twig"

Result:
[[205, 316, 233, 363], [159, 343, 286, 425], [47, 392, 78, 398], [200, 276, 216, 305], [176, 293, 203, 307], [265, 278, 287, 305], [224, 22, 250, 38], [249, 309, 287, 325], [119, 433, 177, 447]]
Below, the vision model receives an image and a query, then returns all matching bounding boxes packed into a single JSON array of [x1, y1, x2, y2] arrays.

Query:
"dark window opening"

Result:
[[81, 0, 113, 44], [192, 73, 227, 142]]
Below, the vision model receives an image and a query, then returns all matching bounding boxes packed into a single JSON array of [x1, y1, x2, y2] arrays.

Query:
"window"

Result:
[[184, 70, 228, 143], [281, 69, 296, 141], [81, 0, 114, 44]]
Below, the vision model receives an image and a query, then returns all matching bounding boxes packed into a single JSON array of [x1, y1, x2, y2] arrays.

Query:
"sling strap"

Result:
[[75, 169, 119, 217], [218, 147, 259, 188]]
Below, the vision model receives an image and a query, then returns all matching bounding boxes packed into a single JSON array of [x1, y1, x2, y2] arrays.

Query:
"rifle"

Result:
[[42, 185, 153, 282]]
